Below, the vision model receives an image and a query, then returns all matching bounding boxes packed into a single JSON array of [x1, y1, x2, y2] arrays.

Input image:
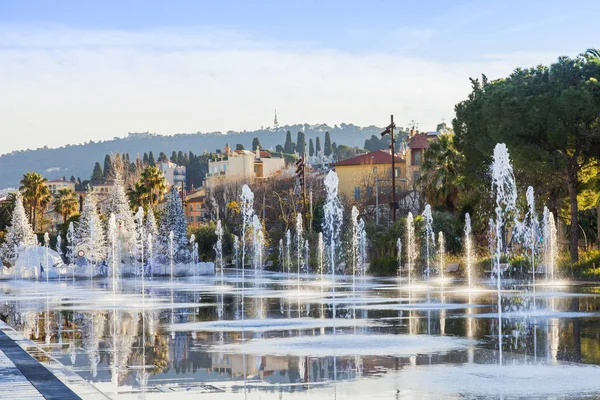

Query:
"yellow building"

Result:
[[44, 178, 75, 195], [333, 150, 406, 202]]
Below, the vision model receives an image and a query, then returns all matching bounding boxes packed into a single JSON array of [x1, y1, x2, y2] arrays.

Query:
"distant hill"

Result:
[[0, 123, 386, 189]]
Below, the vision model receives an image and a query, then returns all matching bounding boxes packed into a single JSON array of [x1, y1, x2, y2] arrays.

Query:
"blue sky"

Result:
[[1, 0, 597, 153]]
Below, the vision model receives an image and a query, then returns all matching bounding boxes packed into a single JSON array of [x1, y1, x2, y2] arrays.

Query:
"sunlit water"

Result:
[[2, 272, 600, 399]]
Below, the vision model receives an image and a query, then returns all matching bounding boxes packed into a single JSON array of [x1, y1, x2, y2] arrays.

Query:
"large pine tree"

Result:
[[91, 162, 103, 184], [105, 173, 136, 254], [76, 188, 105, 264], [0, 192, 37, 265], [157, 187, 190, 264]]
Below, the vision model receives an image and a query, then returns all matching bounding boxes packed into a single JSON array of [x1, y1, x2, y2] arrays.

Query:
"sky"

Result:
[[1, 0, 598, 154]]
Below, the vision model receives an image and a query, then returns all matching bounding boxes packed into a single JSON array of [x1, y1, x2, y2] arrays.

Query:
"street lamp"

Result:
[[380, 115, 397, 222]]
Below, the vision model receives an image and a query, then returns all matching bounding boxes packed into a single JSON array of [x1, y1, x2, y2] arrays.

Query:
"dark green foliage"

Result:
[[103, 154, 113, 178], [91, 162, 103, 184], [309, 139, 315, 157], [235, 144, 244, 151], [296, 131, 306, 155], [252, 137, 261, 151], [324, 131, 332, 156], [284, 131, 295, 154], [315, 136, 321, 154], [148, 151, 156, 166]]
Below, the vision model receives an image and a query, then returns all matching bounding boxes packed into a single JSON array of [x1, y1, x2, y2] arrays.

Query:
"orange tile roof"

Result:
[[408, 133, 431, 149]]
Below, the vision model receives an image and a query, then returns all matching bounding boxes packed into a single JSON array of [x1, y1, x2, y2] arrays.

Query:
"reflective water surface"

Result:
[[1, 272, 600, 399]]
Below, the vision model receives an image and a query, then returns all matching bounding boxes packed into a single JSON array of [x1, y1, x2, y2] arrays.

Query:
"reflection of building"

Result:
[[204, 146, 285, 189], [45, 178, 75, 195], [157, 161, 186, 187], [184, 188, 208, 226]]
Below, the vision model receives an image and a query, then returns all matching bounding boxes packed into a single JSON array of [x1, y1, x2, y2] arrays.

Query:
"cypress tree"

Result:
[[252, 137, 261, 151], [103, 154, 113, 179], [324, 131, 332, 156], [91, 162, 104, 184], [148, 151, 156, 166], [316, 137, 322, 154], [296, 131, 306, 155], [143, 152, 149, 165], [309, 138, 315, 157], [170, 151, 177, 163]]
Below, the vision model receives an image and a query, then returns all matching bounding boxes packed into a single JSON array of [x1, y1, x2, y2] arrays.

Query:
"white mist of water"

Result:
[[296, 213, 303, 298], [323, 171, 344, 332], [438, 232, 445, 288], [464, 213, 472, 288], [406, 212, 416, 285], [491, 143, 519, 367], [543, 207, 558, 282], [285, 230, 292, 275], [396, 238, 402, 277]]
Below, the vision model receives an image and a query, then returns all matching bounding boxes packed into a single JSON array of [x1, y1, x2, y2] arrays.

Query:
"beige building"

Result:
[[204, 145, 285, 189], [333, 149, 406, 202], [157, 160, 186, 187], [45, 179, 75, 195]]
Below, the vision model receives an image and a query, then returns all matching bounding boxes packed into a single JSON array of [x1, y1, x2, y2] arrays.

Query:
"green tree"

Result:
[[19, 172, 51, 232], [170, 151, 177, 163], [235, 144, 244, 151], [324, 131, 332, 156], [91, 162, 104, 184], [418, 133, 464, 213], [157, 152, 168, 162], [316, 136, 322, 154], [454, 54, 600, 262], [148, 151, 156, 166], [140, 166, 167, 206], [284, 131, 295, 154], [143, 152, 149, 165], [296, 131, 306, 155], [252, 137, 262, 151], [103, 154, 113, 179], [54, 188, 79, 223], [309, 138, 315, 157]]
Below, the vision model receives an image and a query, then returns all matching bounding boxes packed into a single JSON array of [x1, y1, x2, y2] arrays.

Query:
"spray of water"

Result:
[[406, 213, 416, 285], [464, 213, 473, 288]]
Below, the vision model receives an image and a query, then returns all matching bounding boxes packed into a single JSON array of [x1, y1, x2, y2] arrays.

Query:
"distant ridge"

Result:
[[0, 123, 385, 188]]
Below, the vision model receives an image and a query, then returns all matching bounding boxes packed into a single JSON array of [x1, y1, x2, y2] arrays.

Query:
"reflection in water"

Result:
[[0, 276, 600, 398]]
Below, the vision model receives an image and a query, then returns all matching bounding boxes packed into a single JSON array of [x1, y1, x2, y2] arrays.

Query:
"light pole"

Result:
[[380, 115, 397, 222]]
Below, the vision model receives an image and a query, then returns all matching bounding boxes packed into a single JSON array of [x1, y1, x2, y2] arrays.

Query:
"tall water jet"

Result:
[[240, 185, 255, 322], [323, 171, 344, 332], [135, 207, 145, 279], [67, 222, 75, 283], [296, 213, 304, 306], [523, 186, 539, 309], [285, 229, 292, 275], [438, 232, 445, 289], [215, 220, 224, 285], [215, 220, 224, 318], [252, 215, 265, 318], [107, 214, 119, 293], [396, 238, 402, 277], [147, 233, 153, 281], [169, 230, 175, 337], [351, 206, 360, 303], [233, 235, 240, 270], [55, 234, 63, 283], [44, 232, 50, 283], [491, 143, 519, 367], [423, 205, 434, 298], [543, 207, 558, 282], [406, 213, 416, 285], [464, 213, 473, 288]]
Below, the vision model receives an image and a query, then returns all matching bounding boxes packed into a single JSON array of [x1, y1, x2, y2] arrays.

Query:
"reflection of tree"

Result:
[[109, 311, 138, 386], [81, 311, 106, 378]]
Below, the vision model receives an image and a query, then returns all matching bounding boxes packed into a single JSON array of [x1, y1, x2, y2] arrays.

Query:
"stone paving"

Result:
[[0, 321, 108, 400]]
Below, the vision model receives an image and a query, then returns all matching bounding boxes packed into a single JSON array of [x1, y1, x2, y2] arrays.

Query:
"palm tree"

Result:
[[140, 166, 167, 206], [19, 172, 51, 232], [585, 48, 600, 59], [54, 188, 80, 223], [128, 182, 150, 210], [417, 133, 464, 213]]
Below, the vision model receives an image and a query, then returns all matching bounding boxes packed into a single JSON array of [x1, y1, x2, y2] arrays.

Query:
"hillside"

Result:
[[0, 123, 385, 188]]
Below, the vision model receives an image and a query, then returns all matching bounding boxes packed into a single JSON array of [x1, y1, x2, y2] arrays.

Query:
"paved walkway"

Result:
[[0, 321, 108, 400]]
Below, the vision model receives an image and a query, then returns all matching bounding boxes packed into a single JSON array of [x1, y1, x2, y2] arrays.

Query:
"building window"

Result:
[[196, 216, 201, 222], [413, 151, 422, 166], [354, 187, 360, 200], [196, 204, 201, 211], [395, 167, 401, 178], [189, 216, 194, 223], [189, 205, 193, 211], [367, 186, 373, 198]]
